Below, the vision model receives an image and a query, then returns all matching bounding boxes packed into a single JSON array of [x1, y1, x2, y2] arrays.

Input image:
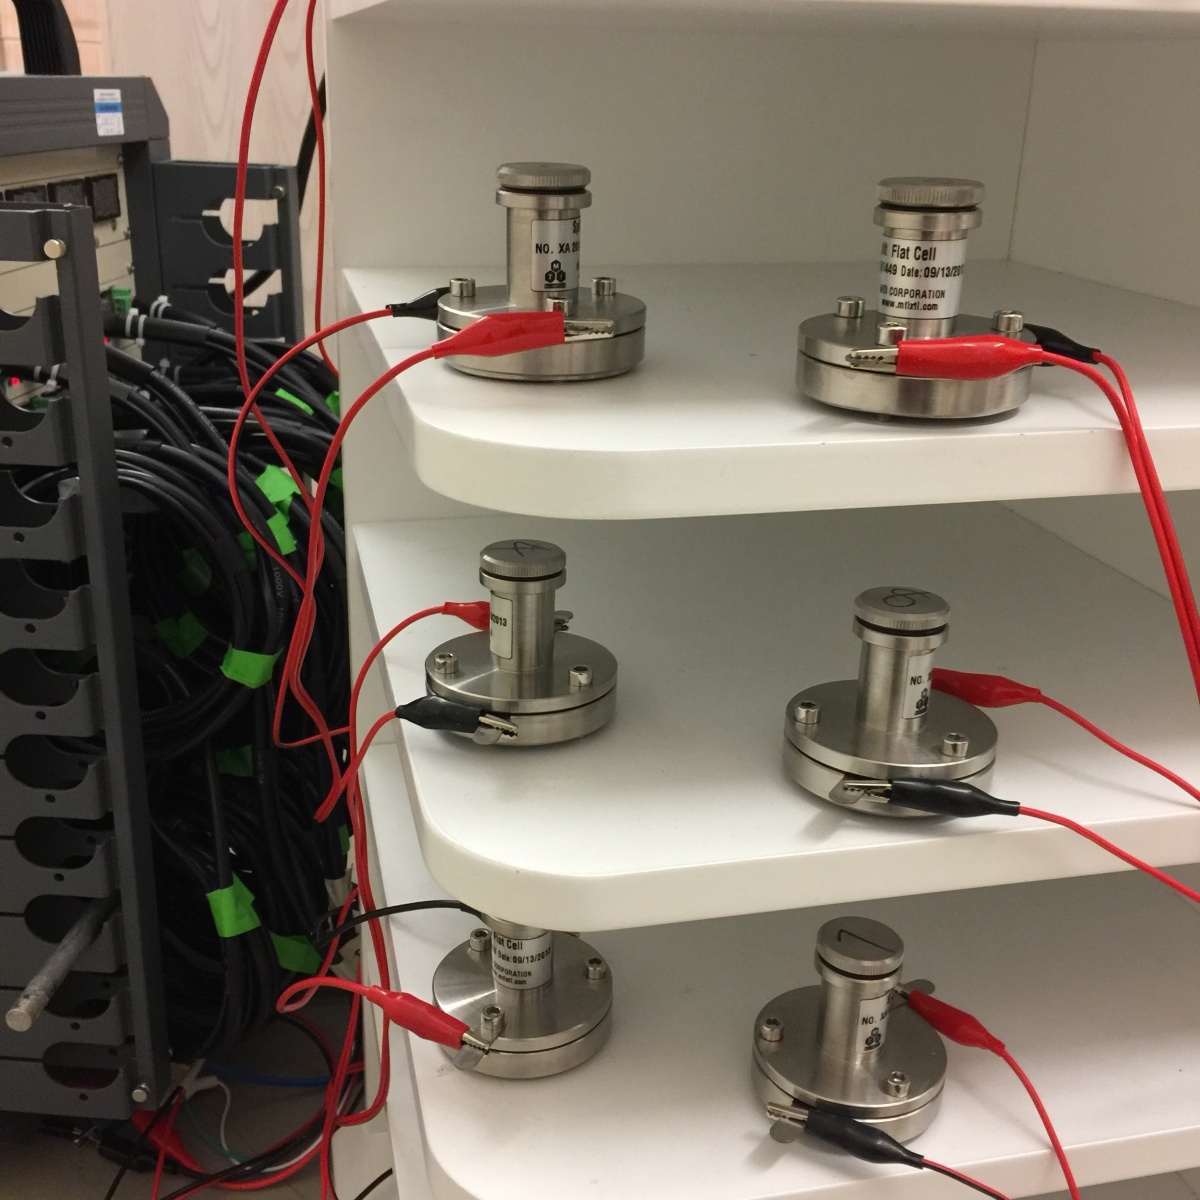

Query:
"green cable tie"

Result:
[[256, 464, 302, 512], [271, 932, 322, 975], [176, 548, 212, 596], [338, 825, 351, 854], [267, 511, 297, 556], [154, 610, 208, 659], [220, 646, 281, 689], [325, 390, 340, 416], [329, 468, 344, 492], [237, 530, 257, 566], [275, 387, 313, 416], [214, 745, 254, 778], [206, 876, 261, 938]]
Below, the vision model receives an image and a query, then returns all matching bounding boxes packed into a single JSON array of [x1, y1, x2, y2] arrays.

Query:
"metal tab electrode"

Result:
[[753, 916, 946, 1142], [437, 162, 647, 381], [425, 539, 617, 745], [433, 916, 612, 1078], [783, 587, 997, 816], [797, 177, 1035, 419]]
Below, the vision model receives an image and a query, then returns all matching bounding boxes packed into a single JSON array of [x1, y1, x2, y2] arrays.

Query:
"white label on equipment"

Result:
[[878, 236, 966, 320], [904, 651, 935, 719], [531, 218, 580, 292], [857, 992, 891, 1054], [491, 929, 553, 989], [489, 595, 513, 660], [94, 88, 125, 137]]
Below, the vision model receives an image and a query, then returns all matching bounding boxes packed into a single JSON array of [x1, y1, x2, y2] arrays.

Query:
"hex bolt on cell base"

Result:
[[783, 586, 997, 817], [752, 916, 946, 1143], [436, 162, 647, 381], [425, 539, 617, 746], [796, 177, 1035, 419], [433, 916, 613, 1079]]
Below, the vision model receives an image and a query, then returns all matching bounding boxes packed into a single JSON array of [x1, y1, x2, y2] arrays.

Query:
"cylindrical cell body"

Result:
[[852, 587, 949, 735], [487, 915, 554, 991], [496, 163, 592, 310], [874, 177, 983, 338], [479, 539, 567, 674], [814, 916, 904, 1063]]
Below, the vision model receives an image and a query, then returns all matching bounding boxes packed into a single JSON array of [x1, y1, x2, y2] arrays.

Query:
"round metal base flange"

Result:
[[426, 630, 617, 746], [752, 985, 945, 1143], [438, 284, 646, 381], [783, 679, 997, 817], [797, 309, 1033, 419], [433, 933, 613, 1079]]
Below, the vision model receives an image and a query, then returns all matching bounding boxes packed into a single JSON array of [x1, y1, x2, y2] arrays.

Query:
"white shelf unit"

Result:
[[361, 742, 1200, 1200], [343, 261, 1200, 519], [354, 506, 1200, 930], [324, 2, 1200, 1197]]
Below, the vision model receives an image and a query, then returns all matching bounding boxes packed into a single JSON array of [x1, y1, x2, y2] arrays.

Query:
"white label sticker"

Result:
[[857, 992, 891, 1055], [904, 650, 935, 719], [94, 88, 125, 137], [531, 218, 580, 292], [491, 930, 553, 989], [489, 595, 513, 660], [878, 236, 966, 320]]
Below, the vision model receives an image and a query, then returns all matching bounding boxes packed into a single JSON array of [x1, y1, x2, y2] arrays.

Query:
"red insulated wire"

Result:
[[314, 602, 490, 822], [1019, 807, 1200, 904], [891, 338, 1200, 702], [907, 991, 1081, 1200], [150, 1094, 184, 1200], [1041, 353, 1200, 701], [226, 308, 390, 588], [230, 0, 312, 505], [922, 1161, 1013, 1200], [232, 0, 290, 401], [1036, 694, 1200, 805], [931, 669, 1200, 805], [304, 0, 336, 378]]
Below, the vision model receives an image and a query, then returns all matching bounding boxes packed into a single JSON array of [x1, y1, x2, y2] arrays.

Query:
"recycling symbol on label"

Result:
[[545, 259, 568, 286]]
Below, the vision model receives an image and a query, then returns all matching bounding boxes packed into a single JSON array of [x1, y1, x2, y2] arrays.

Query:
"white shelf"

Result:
[[353, 504, 1200, 931], [342, 262, 1200, 520], [360, 742, 1200, 1200], [330, 0, 1200, 35]]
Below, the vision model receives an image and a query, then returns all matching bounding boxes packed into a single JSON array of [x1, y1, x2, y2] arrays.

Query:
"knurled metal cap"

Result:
[[854, 587, 950, 632], [816, 916, 904, 978], [877, 177, 984, 210], [497, 162, 591, 192], [480, 539, 567, 580]]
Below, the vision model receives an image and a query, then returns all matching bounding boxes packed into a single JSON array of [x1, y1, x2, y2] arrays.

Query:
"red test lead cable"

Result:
[[932, 668, 1200, 805], [848, 336, 1200, 704], [904, 990, 1082, 1200]]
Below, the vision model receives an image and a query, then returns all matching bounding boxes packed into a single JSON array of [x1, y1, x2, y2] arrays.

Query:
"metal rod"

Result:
[[6, 895, 117, 1032]]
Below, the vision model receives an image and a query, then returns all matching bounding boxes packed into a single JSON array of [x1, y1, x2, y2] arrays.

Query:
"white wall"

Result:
[[328, 20, 1035, 270], [1011, 37, 1200, 307], [106, 0, 327, 331]]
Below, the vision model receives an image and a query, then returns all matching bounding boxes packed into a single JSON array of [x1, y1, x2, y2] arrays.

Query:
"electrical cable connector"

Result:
[[931, 667, 1043, 708], [765, 1103, 1011, 1199], [387, 287, 451, 321], [433, 311, 566, 359], [394, 695, 518, 744], [276, 977, 490, 1064], [846, 335, 1043, 379], [1023, 323, 1101, 365]]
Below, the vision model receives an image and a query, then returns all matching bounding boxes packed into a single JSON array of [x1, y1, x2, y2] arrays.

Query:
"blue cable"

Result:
[[204, 1060, 330, 1088]]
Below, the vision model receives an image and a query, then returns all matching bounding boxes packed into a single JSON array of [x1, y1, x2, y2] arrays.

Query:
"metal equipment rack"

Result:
[[0, 201, 170, 1118]]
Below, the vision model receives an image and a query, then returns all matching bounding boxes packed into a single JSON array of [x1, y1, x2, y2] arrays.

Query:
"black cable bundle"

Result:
[[4, 311, 349, 1058]]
